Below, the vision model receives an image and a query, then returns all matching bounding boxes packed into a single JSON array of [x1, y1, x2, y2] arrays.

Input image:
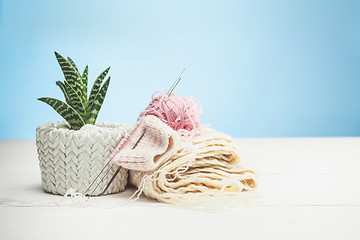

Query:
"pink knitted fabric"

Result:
[[111, 115, 181, 171]]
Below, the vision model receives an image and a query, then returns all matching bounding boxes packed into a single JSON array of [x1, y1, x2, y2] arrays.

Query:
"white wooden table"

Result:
[[0, 138, 359, 240]]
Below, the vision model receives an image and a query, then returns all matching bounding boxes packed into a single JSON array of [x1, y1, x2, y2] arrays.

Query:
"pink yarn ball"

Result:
[[138, 91, 202, 138]]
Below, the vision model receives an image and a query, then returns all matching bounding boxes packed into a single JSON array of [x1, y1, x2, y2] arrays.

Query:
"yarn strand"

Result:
[[138, 91, 202, 139]]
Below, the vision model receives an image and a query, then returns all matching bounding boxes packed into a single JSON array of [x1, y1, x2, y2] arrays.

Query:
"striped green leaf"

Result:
[[77, 79, 87, 106], [40, 52, 111, 130], [67, 57, 80, 76], [55, 52, 86, 106], [38, 97, 85, 130], [54, 52, 77, 84], [67, 57, 88, 105], [81, 65, 88, 102], [86, 76, 110, 124], [63, 81, 87, 119], [88, 67, 110, 104], [56, 81, 70, 103]]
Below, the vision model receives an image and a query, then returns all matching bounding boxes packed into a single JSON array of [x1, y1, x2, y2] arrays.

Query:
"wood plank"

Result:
[[1, 173, 359, 207], [0, 206, 359, 240], [0, 139, 360, 240]]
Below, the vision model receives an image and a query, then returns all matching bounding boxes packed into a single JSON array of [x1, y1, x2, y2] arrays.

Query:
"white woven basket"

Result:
[[36, 121, 132, 196]]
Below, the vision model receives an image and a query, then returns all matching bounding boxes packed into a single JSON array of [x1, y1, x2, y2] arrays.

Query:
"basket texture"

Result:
[[36, 121, 132, 196]]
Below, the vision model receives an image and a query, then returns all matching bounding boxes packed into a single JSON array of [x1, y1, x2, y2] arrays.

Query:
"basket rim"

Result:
[[36, 121, 131, 136]]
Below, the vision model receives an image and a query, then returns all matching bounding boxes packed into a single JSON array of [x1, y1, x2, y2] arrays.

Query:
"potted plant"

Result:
[[36, 52, 131, 196]]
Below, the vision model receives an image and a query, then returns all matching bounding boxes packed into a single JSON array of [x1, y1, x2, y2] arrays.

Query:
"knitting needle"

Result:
[[85, 128, 148, 198], [84, 161, 111, 195], [96, 70, 185, 196], [99, 70, 185, 195], [132, 128, 147, 149], [167, 68, 185, 96], [86, 69, 184, 198], [100, 167, 121, 196], [87, 164, 114, 198], [99, 129, 147, 196], [168, 77, 181, 96]]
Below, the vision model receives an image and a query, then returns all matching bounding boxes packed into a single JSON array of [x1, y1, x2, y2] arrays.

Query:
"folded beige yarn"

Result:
[[129, 127, 257, 205]]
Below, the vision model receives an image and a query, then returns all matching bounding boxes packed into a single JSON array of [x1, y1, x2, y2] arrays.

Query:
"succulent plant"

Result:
[[38, 52, 110, 130]]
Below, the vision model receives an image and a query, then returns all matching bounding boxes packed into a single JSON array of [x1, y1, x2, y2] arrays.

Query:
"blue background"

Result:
[[1, 0, 359, 139]]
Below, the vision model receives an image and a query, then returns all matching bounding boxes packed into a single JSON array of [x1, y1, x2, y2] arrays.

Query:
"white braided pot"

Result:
[[36, 121, 132, 196]]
